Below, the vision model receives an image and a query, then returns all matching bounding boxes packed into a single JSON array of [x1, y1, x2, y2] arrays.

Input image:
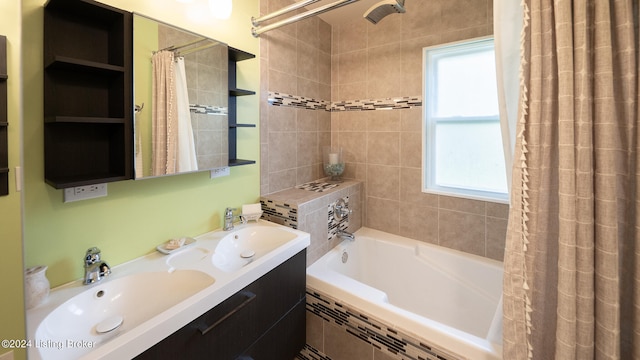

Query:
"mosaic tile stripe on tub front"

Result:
[[306, 289, 465, 360]]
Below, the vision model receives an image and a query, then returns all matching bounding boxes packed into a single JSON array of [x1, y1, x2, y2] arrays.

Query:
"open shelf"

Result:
[[43, 0, 132, 188], [228, 47, 256, 167]]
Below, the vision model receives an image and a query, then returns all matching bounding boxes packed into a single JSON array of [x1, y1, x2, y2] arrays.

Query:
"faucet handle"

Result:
[[85, 247, 101, 266], [225, 207, 236, 217]]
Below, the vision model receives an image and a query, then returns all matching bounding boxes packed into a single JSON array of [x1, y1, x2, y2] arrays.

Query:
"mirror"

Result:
[[133, 14, 229, 179]]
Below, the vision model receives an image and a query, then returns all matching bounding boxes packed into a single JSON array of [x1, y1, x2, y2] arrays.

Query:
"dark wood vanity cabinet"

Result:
[[0, 35, 8, 196], [135, 250, 307, 360], [43, 0, 133, 189]]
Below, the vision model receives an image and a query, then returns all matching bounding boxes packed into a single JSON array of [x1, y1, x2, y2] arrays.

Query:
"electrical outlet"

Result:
[[63, 183, 108, 203], [210, 166, 230, 178]]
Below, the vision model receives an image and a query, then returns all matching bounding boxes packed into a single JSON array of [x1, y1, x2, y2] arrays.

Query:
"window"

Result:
[[423, 37, 508, 203]]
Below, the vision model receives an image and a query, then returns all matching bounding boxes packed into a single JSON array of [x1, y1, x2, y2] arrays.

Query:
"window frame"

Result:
[[422, 36, 509, 204]]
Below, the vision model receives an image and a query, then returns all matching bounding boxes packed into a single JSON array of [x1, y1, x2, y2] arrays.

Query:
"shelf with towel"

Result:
[[228, 47, 256, 167]]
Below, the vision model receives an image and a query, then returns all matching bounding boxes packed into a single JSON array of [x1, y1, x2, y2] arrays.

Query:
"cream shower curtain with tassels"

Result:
[[503, 0, 640, 359], [151, 50, 178, 176]]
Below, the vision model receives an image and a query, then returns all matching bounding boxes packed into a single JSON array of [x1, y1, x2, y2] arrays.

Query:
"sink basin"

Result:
[[34, 270, 214, 360], [212, 226, 298, 272]]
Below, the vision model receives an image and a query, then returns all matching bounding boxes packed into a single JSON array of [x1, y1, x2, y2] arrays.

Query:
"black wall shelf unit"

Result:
[[43, 0, 133, 189], [228, 46, 256, 167], [0, 35, 8, 196]]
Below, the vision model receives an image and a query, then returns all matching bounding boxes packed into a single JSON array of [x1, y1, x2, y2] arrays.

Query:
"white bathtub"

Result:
[[306, 227, 503, 360]]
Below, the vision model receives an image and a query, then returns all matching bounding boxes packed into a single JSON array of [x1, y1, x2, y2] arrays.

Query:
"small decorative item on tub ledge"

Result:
[[323, 146, 345, 182], [25, 265, 50, 309]]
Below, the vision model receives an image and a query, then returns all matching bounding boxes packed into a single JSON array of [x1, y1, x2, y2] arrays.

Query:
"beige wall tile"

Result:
[[487, 201, 510, 219], [368, 109, 400, 132], [486, 216, 508, 261], [269, 68, 298, 94], [400, 131, 422, 168], [399, 167, 438, 207], [335, 21, 367, 55], [268, 132, 297, 172], [439, 195, 486, 215], [338, 131, 367, 163], [267, 30, 297, 74], [439, 209, 486, 256], [367, 132, 400, 166], [398, 204, 438, 244], [269, 168, 297, 193], [367, 164, 400, 201], [297, 132, 318, 167], [268, 105, 296, 132], [337, 50, 368, 84], [366, 197, 400, 234]]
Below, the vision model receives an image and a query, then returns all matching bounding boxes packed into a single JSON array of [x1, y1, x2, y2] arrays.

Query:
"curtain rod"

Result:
[[177, 42, 219, 57], [155, 38, 209, 53], [252, 0, 321, 26], [252, 0, 360, 37]]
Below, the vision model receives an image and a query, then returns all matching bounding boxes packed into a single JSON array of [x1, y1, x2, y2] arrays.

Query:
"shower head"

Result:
[[363, 0, 405, 24]]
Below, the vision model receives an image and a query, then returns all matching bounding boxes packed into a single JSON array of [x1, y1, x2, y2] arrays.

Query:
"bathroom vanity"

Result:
[[135, 250, 306, 360], [26, 221, 310, 360]]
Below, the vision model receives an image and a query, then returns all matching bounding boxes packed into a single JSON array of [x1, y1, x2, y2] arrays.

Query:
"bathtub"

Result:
[[306, 227, 503, 360]]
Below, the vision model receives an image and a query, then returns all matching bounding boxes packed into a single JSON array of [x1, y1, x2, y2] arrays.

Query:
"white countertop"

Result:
[[26, 220, 310, 360]]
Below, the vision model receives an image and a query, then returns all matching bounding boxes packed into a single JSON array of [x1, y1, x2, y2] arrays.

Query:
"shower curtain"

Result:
[[151, 50, 178, 175], [174, 57, 198, 173], [502, 1, 640, 359], [151, 51, 198, 175]]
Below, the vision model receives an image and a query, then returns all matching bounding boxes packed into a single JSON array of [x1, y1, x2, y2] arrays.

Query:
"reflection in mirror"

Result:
[[133, 14, 229, 179]]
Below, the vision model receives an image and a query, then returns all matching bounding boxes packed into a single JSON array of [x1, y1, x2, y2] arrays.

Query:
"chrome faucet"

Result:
[[83, 247, 111, 285], [223, 207, 236, 231], [337, 229, 355, 241]]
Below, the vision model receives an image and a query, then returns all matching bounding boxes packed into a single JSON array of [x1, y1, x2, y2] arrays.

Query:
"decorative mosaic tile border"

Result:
[[268, 92, 330, 111], [306, 289, 465, 360], [327, 197, 349, 241], [189, 104, 228, 115], [331, 96, 422, 111], [259, 198, 298, 229], [296, 181, 340, 193], [268, 91, 422, 112], [297, 344, 332, 360]]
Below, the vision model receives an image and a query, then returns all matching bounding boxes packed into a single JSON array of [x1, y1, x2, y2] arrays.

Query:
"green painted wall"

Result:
[[1, 3, 260, 357], [0, 0, 25, 358], [22, 0, 260, 286]]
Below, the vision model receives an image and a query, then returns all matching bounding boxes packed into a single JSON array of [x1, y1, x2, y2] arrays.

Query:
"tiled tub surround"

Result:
[[302, 227, 504, 360], [260, 179, 362, 266], [259, 0, 506, 263]]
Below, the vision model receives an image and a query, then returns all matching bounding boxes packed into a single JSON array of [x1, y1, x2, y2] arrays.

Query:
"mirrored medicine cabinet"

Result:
[[133, 14, 230, 179]]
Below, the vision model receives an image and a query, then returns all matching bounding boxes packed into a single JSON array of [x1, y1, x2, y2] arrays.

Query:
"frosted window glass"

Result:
[[435, 122, 507, 193], [423, 37, 508, 203], [434, 50, 499, 118]]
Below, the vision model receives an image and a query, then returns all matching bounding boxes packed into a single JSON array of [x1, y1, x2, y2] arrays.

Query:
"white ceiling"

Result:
[[304, 0, 385, 26]]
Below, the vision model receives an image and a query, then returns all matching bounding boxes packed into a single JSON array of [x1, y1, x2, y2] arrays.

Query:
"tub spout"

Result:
[[337, 229, 355, 241]]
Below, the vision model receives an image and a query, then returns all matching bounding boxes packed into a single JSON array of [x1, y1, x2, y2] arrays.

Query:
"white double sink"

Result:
[[26, 220, 310, 360]]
